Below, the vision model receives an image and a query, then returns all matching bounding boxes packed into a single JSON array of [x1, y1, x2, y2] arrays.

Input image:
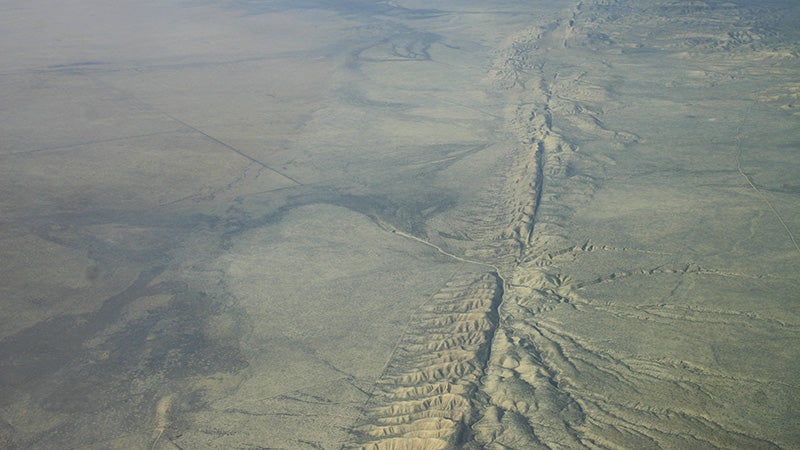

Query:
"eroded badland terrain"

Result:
[[0, 0, 798, 448]]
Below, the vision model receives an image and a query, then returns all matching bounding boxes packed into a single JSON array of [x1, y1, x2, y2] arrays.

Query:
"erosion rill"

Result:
[[349, 15, 564, 450], [473, 17, 593, 449], [349, 6, 603, 448], [353, 273, 502, 449], [351, 0, 798, 448]]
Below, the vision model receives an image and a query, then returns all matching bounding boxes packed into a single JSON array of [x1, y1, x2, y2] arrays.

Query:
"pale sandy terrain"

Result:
[[0, 0, 798, 449]]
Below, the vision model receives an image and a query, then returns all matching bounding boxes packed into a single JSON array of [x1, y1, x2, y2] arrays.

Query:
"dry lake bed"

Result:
[[1, 0, 798, 448]]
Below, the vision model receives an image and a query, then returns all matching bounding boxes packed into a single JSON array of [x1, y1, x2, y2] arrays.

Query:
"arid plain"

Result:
[[1, 0, 798, 448]]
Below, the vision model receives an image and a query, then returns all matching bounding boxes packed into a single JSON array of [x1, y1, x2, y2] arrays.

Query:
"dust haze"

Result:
[[1, 0, 798, 448]]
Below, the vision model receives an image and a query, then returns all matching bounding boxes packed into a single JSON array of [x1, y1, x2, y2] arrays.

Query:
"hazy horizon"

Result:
[[1, 0, 798, 448]]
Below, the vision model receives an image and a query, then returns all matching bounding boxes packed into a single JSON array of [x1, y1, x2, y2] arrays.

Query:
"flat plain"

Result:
[[0, 0, 798, 448]]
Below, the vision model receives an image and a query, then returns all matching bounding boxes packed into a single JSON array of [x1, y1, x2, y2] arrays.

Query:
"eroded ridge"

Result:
[[352, 1, 798, 448], [435, 14, 612, 265], [471, 1, 798, 448], [431, 28, 558, 266], [459, 11, 614, 262], [350, 273, 502, 449]]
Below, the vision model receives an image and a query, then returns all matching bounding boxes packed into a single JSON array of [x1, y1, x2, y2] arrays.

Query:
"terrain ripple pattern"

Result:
[[351, 273, 502, 449]]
